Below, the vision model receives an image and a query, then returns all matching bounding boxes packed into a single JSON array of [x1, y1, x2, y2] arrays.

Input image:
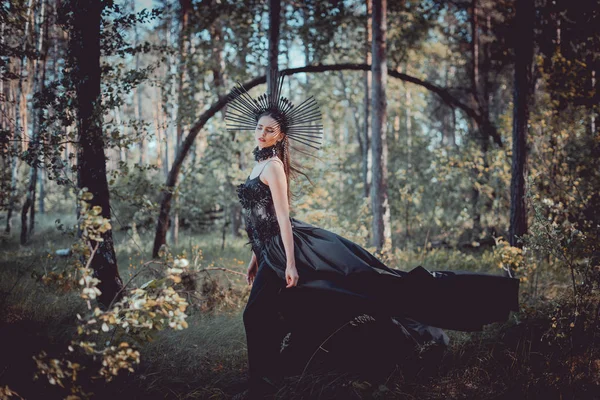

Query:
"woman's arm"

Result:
[[262, 160, 299, 288], [246, 250, 258, 285]]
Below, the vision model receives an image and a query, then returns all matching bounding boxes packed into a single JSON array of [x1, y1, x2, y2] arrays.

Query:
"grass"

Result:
[[1, 212, 599, 399]]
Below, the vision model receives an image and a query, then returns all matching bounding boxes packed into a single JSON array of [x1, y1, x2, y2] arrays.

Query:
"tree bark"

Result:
[[22, 0, 49, 244], [154, 99, 163, 172], [0, 22, 18, 211], [151, 62, 500, 257], [6, 0, 34, 235], [133, 0, 146, 166], [112, 107, 126, 163], [72, 0, 123, 308], [0, 21, 9, 211], [370, 0, 391, 250], [590, 69, 596, 135], [469, 0, 497, 240], [508, 0, 535, 276], [471, 0, 480, 107], [268, 0, 281, 90], [301, 4, 311, 87], [404, 74, 412, 247], [470, 0, 482, 239], [363, 0, 373, 199], [168, 0, 192, 249], [159, 23, 173, 180]]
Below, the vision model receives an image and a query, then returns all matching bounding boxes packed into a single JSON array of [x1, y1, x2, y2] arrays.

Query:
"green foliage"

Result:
[[525, 83, 600, 294], [108, 162, 162, 232]]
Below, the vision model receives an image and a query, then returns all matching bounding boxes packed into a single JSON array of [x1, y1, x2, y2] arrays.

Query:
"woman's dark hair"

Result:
[[259, 111, 320, 212]]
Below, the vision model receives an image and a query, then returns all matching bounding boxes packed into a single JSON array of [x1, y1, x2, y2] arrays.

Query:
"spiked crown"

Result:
[[225, 68, 323, 150]]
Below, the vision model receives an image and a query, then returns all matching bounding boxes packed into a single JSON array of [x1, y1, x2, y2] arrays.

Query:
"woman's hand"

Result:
[[285, 262, 299, 288], [247, 259, 258, 286]]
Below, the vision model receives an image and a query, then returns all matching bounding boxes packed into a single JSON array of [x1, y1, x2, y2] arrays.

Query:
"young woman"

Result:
[[231, 71, 520, 397]]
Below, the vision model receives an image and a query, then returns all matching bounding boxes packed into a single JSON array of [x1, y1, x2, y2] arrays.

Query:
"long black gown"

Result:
[[236, 166, 520, 384]]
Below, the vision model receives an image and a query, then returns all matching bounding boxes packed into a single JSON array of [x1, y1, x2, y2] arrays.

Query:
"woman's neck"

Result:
[[253, 144, 278, 162]]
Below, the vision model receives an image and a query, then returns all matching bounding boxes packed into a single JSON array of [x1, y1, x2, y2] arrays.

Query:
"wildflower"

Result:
[[167, 267, 183, 275], [542, 198, 554, 206], [173, 258, 189, 268]]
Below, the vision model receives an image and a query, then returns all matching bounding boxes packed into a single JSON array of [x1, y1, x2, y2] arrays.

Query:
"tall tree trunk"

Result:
[[164, 103, 171, 181], [165, 16, 176, 183], [159, 26, 171, 180], [469, 0, 495, 239], [134, 63, 145, 163], [72, 0, 123, 308], [160, 98, 169, 180], [35, 0, 50, 220], [112, 108, 126, 163], [590, 69, 596, 135], [169, 0, 192, 249], [268, 0, 281, 89], [22, 0, 47, 244], [404, 75, 412, 247], [363, 0, 372, 198], [370, 0, 391, 250], [442, 45, 457, 148], [0, 21, 8, 209], [482, 11, 496, 235], [130, 0, 146, 167], [470, 0, 482, 239], [21, 1, 46, 245], [37, 164, 45, 217], [0, 20, 4, 130], [471, 0, 480, 106], [301, 4, 311, 87], [37, 0, 51, 217], [508, 0, 535, 276], [154, 100, 163, 172], [6, 0, 34, 234], [482, 12, 492, 122]]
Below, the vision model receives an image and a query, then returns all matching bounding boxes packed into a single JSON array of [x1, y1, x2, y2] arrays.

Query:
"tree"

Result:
[[168, 0, 192, 248], [508, 0, 535, 276], [362, 0, 372, 199], [370, 0, 391, 250], [21, 0, 48, 244], [268, 0, 280, 88], [70, 0, 123, 308], [5, 0, 34, 235]]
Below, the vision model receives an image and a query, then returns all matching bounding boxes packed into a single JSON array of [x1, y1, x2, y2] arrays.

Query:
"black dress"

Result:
[[236, 163, 520, 384]]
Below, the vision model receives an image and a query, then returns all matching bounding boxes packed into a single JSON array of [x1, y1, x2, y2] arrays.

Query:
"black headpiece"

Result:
[[225, 68, 324, 150]]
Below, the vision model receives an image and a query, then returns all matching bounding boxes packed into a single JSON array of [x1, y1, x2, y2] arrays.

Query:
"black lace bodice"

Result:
[[236, 175, 281, 254]]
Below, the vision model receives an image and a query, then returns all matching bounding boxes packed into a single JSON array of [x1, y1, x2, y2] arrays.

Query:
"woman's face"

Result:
[[255, 114, 283, 149]]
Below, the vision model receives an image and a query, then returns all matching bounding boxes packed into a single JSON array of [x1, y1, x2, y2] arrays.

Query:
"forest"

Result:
[[0, 0, 599, 398]]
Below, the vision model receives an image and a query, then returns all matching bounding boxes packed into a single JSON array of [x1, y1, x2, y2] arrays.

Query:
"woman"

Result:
[[231, 70, 520, 397]]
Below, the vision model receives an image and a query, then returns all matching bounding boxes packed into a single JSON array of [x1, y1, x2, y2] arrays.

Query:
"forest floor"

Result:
[[1, 214, 599, 399]]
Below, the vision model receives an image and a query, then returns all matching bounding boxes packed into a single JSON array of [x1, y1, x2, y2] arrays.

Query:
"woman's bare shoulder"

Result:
[[265, 157, 284, 169], [262, 158, 285, 183]]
